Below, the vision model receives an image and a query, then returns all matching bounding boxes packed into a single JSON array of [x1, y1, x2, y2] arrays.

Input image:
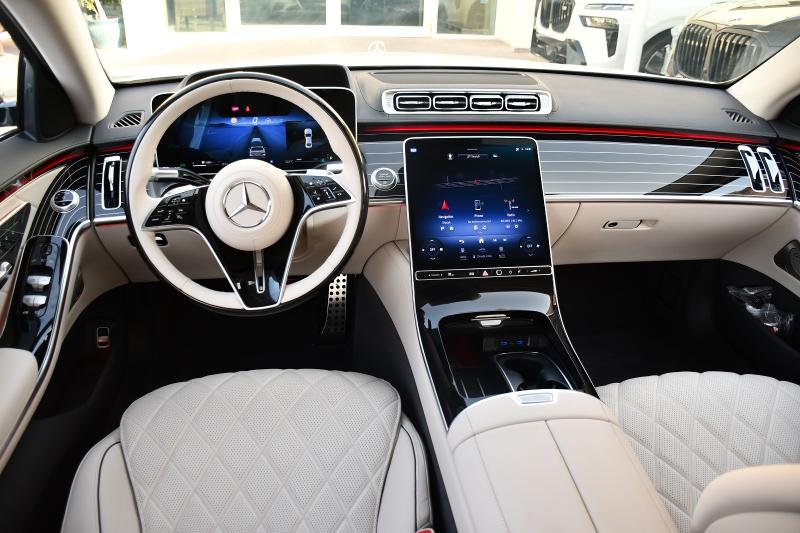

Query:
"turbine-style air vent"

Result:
[[111, 111, 143, 128], [724, 109, 754, 124]]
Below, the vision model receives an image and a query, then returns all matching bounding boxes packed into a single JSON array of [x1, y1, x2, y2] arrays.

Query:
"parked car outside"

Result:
[[667, 0, 800, 82], [532, 0, 721, 74]]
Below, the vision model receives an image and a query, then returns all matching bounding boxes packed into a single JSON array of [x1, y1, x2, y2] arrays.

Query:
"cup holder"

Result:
[[495, 352, 573, 392]]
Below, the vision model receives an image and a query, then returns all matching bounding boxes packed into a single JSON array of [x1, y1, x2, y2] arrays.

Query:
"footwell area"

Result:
[[556, 261, 755, 387], [0, 282, 352, 532]]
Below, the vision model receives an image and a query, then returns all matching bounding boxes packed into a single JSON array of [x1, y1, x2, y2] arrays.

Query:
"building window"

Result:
[[437, 0, 496, 35], [341, 0, 424, 26], [241, 0, 327, 25], [167, 0, 226, 32]]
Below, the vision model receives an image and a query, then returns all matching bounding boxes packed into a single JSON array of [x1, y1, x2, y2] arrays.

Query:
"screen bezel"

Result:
[[403, 136, 553, 280]]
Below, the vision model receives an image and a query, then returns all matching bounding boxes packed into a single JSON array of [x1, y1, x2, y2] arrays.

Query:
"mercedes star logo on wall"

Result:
[[223, 181, 271, 228]]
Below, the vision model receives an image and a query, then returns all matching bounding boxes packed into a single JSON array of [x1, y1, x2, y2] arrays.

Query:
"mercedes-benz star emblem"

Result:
[[223, 181, 271, 228]]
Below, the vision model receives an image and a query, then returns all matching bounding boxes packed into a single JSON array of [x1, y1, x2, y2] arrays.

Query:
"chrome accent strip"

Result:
[[369, 194, 792, 207]]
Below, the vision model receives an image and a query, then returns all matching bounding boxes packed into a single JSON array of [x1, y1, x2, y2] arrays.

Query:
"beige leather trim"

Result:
[[377, 414, 433, 533], [704, 512, 800, 533], [61, 430, 140, 533], [0, 348, 37, 473], [448, 391, 678, 533], [691, 465, 800, 533], [553, 202, 787, 265], [729, 38, 800, 121]]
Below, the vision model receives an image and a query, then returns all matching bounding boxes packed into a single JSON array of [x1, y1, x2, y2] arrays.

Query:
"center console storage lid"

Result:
[[448, 390, 678, 533]]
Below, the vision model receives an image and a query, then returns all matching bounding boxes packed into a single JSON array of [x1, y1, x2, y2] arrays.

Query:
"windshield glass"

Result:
[[79, 0, 800, 83]]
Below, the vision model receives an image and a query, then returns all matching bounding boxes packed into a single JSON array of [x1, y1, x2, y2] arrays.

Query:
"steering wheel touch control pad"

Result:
[[145, 188, 200, 228], [296, 174, 352, 206]]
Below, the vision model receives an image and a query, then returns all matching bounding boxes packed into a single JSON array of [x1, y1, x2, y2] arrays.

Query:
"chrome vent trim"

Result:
[[110, 111, 143, 128], [432, 94, 468, 111], [469, 94, 504, 111], [505, 94, 540, 112], [394, 94, 431, 111], [382, 90, 552, 114]]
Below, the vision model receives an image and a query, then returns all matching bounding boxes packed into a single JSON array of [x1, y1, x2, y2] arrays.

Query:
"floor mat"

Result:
[[556, 261, 753, 387]]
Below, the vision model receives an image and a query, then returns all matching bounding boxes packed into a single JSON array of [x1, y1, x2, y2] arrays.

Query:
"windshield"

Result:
[[79, 0, 800, 84]]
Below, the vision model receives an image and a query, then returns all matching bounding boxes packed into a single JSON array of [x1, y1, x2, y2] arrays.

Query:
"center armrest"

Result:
[[448, 390, 679, 533]]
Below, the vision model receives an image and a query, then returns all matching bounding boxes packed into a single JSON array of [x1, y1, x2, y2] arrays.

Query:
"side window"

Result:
[[0, 23, 19, 136]]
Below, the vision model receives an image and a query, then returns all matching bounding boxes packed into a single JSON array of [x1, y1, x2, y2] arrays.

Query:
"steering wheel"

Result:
[[125, 72, 366, 314]]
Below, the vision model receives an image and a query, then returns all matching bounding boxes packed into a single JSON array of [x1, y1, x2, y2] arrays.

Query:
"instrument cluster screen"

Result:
[[157, 90, 354, 174], [404, 137, 551, 279]]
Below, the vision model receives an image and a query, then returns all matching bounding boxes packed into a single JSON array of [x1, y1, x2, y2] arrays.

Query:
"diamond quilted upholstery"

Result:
[[597, 372, 800, 533], [120, 369, 402, 533]]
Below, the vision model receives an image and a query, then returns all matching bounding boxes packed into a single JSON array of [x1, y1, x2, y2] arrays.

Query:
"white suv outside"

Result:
[[532, 0, 721, 74]]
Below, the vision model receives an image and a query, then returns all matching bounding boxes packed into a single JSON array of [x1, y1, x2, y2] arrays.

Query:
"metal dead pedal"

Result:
[[320, 274, 348, 342]]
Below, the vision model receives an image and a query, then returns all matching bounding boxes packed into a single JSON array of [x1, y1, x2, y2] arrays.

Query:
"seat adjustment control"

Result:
[[22, 294, 47, 308], [26, 274, 51, 291]]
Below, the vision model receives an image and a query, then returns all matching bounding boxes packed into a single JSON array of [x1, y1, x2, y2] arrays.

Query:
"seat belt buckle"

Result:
[[416, 529, 435, 533]]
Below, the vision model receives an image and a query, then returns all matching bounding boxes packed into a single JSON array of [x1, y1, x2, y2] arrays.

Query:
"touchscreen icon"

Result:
[[304, 128, 313, 148], [440, 200, 450, 211], [474, 200, 482, 211]]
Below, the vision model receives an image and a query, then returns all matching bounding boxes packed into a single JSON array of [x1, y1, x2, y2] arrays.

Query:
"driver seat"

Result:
[[61, 369, 432, 533]]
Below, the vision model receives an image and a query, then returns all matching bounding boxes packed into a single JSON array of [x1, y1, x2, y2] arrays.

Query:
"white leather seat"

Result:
[[597, 372, 800, 533], [61, 369, 431, 533]]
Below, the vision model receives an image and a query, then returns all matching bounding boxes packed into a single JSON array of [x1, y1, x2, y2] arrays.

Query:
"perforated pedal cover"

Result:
[[320, 274, 347, 342]]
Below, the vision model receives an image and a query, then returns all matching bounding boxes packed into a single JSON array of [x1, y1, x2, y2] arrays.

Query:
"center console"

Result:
[[403, 136, 594, 423]]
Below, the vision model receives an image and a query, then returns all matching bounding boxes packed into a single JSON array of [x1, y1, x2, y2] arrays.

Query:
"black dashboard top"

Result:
[[93, 64, 777, 146]]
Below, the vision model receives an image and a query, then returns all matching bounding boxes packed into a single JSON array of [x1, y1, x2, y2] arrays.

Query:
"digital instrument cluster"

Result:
[[404, 137, 552, 280], [157, 90, 355, 174]]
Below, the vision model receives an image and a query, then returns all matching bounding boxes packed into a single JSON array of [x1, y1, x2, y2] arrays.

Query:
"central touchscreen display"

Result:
[[404, 137, 551, 279]]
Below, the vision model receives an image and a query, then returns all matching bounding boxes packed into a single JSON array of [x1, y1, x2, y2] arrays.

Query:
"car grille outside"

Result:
[[708, 32, 762, 82], [675, 24, 713, 79], [539, 0, 574, 33]]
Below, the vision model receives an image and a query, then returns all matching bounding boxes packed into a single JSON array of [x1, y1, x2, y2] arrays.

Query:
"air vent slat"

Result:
[[505, 94, 540, 112], [111, 111, 143, 128], [433, 95, 468, 111], [394, 94, 431, 111], [724, 109, 754, 125], [469, 95, 504, 111]]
